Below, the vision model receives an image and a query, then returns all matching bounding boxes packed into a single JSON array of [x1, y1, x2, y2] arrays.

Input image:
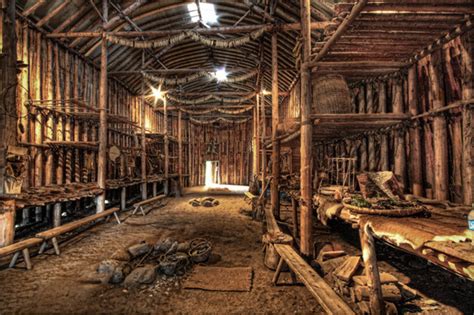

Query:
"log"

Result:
[[353, 272, 398, 286], [360, 223, 385, 315], [408, 66, 423, 197], [393, 78, 407, 191], [271, 31, 280, 219], [429, 51, 449, 201], [140, 57, 147, 200], [299, 0, 313, 258], [378, 81, 390, 171], [96, 1, 109, 213], [461, 30, 474, 205]]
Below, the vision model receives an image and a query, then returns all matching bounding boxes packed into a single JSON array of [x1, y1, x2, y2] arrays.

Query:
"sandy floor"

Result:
[[0, 191, 321, 314]]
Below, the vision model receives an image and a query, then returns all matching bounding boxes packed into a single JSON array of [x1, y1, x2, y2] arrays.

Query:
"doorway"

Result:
[[205, 160, 220, 186]]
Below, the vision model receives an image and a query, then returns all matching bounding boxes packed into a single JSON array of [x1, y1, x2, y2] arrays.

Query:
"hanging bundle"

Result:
[[107, 32, 188, 48], [168, 92, 256, 105], [142, 71, 209, 86], [106, 28, 266, 49], [179, 105, 253, 115], [187, 28, 266, 48], [189, 117, 251, 125], [143, 70, 258, 86]]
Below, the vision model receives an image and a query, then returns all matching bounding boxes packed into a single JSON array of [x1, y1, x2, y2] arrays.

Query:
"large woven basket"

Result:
[[312, 74, 352, 113], [342, 198, 426, 217]]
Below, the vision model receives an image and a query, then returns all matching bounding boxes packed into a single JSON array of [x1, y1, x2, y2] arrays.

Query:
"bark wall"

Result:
[[14, 21, 170, 189], [322, 31, 473, 204]]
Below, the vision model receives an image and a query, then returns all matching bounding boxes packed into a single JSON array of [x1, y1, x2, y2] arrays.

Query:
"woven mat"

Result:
[[183, 266, 253, 292]]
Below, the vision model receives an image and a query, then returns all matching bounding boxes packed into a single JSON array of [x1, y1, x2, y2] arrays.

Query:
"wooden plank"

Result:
[[275, 244, 355, 315], [36, 207, 119, 240], [334, 256, 361, 282], [0, 238, 43, 256]]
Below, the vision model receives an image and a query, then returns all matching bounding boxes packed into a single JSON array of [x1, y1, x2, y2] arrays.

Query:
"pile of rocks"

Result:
[[84, 237, 212, 289]]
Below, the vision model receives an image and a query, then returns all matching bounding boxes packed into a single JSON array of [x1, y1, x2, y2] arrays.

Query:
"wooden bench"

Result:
[[131, 194, 166, 216], [0, 238, 43, 270], [273, 244, 355, 315], [36, 207, 120, 256]]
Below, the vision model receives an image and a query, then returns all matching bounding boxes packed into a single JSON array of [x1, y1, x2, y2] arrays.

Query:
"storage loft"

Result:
[[0, 1, 473, 314]]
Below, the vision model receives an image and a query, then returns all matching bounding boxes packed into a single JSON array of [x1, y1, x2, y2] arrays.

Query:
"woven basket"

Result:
[[342, 198, 426, 217], [312, 75, 352, 113]]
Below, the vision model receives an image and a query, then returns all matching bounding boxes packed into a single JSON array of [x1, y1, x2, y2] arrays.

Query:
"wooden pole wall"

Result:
[[393, 78, 407, 191], [378, 81, 389, 171], [96, 0, 108, 213], [299, 0, 313, 257]]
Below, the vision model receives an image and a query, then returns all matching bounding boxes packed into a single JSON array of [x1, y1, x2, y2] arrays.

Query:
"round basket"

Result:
[[342, 198, 426, 217], [188, 239, 212, 263], [312, 74, 352, 114]]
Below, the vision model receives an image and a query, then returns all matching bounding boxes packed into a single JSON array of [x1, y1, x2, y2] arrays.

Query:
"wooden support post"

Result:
[[261, 87, 267, 196], [358, 87, 368, 171], [378, 81, 390, 171], [428, 51, 449, 201], [461, 30, 473, 205], [299, 0, 313, 258], [0, 0, 17, 195], [121, 187, 126, 210], [255, 93, 261, 180], [252, 107, 258, 177], [53, 203, 61, 227], [367, 83, 377, 171], [291, 197, 298, 239], [360, 223, 385, 315], [96, 0, 108, 213], [271, 31, 280, 219], [393, 79, 407, 191], [0, 201, 16, 247], [178, 110, 183, 191], [408, 66, 423, 197], [164, 98, 169, 195], [140, 63, 147, 200]]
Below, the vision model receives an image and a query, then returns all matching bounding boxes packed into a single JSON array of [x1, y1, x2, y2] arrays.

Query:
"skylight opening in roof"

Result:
[[187, 2, 218, 25]]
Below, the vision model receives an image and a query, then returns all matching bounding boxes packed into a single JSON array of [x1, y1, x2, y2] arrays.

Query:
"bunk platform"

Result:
[[316, 194, 474, 281]]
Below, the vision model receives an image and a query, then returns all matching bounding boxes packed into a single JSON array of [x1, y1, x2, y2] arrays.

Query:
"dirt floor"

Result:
[[0, 190, 322, 314]]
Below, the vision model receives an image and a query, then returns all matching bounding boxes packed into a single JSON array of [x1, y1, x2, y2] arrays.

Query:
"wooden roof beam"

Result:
[[36, 0, 72, 27], [22, 0, 46, 17], [308, 0, 367, 68], [46, 22, 330, 38]]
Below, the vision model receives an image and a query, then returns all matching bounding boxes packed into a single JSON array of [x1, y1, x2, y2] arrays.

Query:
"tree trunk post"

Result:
[[408, 66, 423, 197]]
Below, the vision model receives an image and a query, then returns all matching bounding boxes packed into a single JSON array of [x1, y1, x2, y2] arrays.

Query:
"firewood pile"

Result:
[[316, 244, 416, 315], [81, 237, 212, 289]]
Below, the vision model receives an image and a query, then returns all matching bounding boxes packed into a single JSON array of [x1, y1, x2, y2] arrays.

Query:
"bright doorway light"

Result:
[[187, 2, 218, 25]]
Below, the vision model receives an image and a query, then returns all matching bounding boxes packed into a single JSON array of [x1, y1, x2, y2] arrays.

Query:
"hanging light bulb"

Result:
[[149, 85, 166, 106]]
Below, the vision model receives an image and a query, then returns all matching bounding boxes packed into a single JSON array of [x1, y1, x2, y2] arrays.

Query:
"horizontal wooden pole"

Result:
[[109, 68, 297, 75], [46, 22, 330, 38]]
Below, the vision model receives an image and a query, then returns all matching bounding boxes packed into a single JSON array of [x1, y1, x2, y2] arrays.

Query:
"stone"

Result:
[[110, 263, 131, 284], [127, 242, 151, 258], [123, 265, 157, 288], [154, 237, 176, 253], [97, 259, 120, 275], [110, 248, 131, 261]]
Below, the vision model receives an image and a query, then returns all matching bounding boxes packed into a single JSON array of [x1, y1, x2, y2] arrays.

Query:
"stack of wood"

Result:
[[317, 247, 404, 315]]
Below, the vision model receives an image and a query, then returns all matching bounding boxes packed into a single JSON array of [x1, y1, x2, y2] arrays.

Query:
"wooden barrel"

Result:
[[312, 74, 352, 113]]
